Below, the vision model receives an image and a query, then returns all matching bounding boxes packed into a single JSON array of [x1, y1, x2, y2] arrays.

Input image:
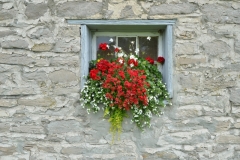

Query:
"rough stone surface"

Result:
[[235, 40, 240, 53], [230, 89, 240, 105], [0, 53, 48, 66], [203, 40, 230, 57], [47, 120, 82, 134], [56, 2, 102, 18], [201, 4, 240, 24], [18, 97, 56, 107], [31, 43, 53, 52], [48, 69, 78, 83], [0, 10, 15, 21], [0, 30, 16, 37], [0, 123, 10, 132], [25, 3, 48, 19], [11, 125, 45, 134], [150, 3, 197, 15], [0, 0, 239, 159], [1, 40, 28, 49], [0, 99, 17, 107], [120, 5, 136, 18]]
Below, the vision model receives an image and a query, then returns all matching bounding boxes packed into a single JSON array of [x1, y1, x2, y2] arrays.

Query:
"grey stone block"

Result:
[[25, 3, 48, 19], [150, 3, 197, 15], [47, 120, 82, 134], [1, 39, 28, 49], [48, 70, 78, 83], [56, 2, 102, 18]]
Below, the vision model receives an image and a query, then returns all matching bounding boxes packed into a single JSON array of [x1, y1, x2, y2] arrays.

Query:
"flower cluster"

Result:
[[80, 38, 170, 140]]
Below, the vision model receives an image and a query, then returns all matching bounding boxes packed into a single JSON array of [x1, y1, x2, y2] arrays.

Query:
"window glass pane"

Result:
[[118, 37, 136, 55], [96, 36, 116, 60], [139, 36, 158, 60]]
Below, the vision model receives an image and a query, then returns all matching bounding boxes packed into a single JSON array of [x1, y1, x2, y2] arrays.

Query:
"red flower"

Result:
[[99, 43, 109, 50], [145, 57, 154, 65], [157, 56, 165, 64], [115, 48, 120, 53], [96, 59, 110, 73], [128, 59, 138, 67], [118, 70, 125, 79], [89, 69, 100, 80]]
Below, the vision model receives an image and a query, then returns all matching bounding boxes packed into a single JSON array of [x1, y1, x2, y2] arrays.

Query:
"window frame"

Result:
[[67, 20, 175, 97], [92, 32, 162, 61]]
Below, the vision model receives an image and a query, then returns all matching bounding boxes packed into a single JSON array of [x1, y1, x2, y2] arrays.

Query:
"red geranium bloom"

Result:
[[145, 57, 154, 65], [96, 59, 110, 73], [157, 56, 165, 64], [128, 59, 138, 67], [89, 69, 100, 80], [114, 48, 120, 53], [99, 43, 109, 50]]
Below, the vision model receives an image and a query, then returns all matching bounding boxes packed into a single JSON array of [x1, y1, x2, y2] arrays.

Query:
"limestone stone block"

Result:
[[0, 87, 36, 96], [216, 135, 240, 144], [0, 146, 16, 156], [142, 151, 178, 160], [149, 3, 197, 15], [61, 145, 110, 155], [176, 105, 203, 119], [203, 40, 230, 57], [2, 3, 13, 10], [0, 110, 9, 117], [234, 123, 240, 128], [48, 69, 78, 83], [175, 43, 197, 55], [0, 123, 10, 132], [18, 97, 56, 107], [53, 87, 79, 95], [176, 30, 197, 40], [25, 3, 48, 19], [56, 2, 102, 18], [22, 70, 48, 82], [47, 120, 82, 134], [0, 10, 15, 21], [57, 26, 80, 38], [11, 125, 45, 134], [230, 89, 240, 105], [65, 136, 83, 144], [120, 5, 136, 18], [28, 27, 53, 39], [178, 73, 201, 87], [53, 39, 80, 53], [49, 56, 79, 67], [235, 40, 240, 53], [31, 43, 53, 52], [177, 56, 206, 66], [0, 30, 16, 37], [201, 4, 240, 24], [0, 53, 49, 67], [1, 39, 28, 49], [0, 99, 17, 107]]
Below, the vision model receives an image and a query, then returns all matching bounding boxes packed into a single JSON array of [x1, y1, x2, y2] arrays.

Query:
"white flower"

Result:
[[109, 38, 113, 42], [118, 53, 124, 57], [130, 55, 137, 61], [147, 36, 151, 41], [119, 59, 123, 64], [131, 41, 135, 44]]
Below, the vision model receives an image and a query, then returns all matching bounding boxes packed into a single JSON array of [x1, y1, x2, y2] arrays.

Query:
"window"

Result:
[[93, 32, 160, 61], [67, 20, 175, 97]]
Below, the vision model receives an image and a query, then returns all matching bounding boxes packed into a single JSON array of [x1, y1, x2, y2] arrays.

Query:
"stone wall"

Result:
[[0, 0, 240, 159]]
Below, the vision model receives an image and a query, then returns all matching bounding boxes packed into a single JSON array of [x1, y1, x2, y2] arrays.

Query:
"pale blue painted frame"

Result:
[[67, 20, 175, 97]]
